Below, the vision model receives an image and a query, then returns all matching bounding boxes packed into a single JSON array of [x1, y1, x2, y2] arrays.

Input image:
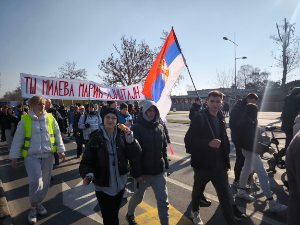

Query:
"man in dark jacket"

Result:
[[45, 99, 65, 165], [73, 106, 85, 158], [126, 100, 169, 225], [281, 87, 300, 149], [189, 98, 202, 120], [229, 93, 259, 190], [186, 91, 237, 225], [286, 131, 300, 224]]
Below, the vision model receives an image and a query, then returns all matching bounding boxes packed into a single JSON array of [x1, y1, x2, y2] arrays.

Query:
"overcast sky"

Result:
[[0, 0, 300, 97]]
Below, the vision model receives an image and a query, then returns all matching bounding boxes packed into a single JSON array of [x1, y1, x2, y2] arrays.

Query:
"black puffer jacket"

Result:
[[189, 103, 201, 120], [47, 108, 65, 133], [79, 128, 142, 187], [131, 112, 168, 176], [185, 109, 231, 170], [229, 98, 247, 144], [236, 116, 269, 155], [281, 94, 300, 132]]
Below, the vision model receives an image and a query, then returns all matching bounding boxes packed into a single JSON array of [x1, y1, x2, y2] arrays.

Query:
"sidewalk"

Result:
[[167, 111, 282, 127]]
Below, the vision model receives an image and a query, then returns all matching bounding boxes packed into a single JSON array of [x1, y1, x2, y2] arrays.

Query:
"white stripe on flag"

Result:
[[156, 54, 186, 120]]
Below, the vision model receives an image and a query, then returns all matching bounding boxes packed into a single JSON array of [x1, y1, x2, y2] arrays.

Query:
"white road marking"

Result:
[[167, 178, 286, 225], [171, 142, 185, 146]]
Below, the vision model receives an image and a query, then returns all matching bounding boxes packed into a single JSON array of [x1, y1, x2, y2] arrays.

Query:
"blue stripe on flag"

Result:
[[165, 40, 181, 66], [151, 73, 165, 103]]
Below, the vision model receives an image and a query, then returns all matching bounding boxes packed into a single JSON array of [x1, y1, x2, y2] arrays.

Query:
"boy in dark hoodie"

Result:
[[126, 100, 169, 225]]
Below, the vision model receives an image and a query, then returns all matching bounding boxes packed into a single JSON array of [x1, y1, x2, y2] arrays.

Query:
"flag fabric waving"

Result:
[[142, 28, 186, 120]]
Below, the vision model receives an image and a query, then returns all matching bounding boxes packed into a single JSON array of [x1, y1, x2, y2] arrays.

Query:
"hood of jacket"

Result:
[[142, 100, 160, 123], [30, 110, 47, 121]]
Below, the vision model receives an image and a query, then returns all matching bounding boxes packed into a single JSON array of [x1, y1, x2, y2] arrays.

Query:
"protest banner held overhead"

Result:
[[20, 73, 145, 101]]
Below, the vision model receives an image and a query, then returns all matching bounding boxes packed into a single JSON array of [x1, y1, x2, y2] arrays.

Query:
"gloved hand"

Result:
[[164, 158, 169, 169], [85, 123, 90, 128]]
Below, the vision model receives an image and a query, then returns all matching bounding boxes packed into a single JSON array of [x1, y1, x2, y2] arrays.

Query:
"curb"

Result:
[[0, 179, 13, 225]]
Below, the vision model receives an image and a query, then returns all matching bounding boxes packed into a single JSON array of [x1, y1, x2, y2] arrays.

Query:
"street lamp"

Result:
[[223, 36, 247, 103]]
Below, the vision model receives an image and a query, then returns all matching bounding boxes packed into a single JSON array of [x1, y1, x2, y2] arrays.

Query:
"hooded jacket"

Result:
[[229, 98, 248, 144], [79, 126, 142, 187], [281, 94, 300, 132], [293, 116, 300, 136], [131, 101, 168, 175], [78, 112, 102, 140], [9, 110, 65, 159], [189, 103, 201, 120]]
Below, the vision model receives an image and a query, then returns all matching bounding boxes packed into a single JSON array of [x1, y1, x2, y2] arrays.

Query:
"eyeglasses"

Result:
[[104, 116, 117, 121]]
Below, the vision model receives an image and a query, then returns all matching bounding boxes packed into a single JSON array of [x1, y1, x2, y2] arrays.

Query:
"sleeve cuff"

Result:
[[125, 131, 134, 144], [85, 173, 94, 180]]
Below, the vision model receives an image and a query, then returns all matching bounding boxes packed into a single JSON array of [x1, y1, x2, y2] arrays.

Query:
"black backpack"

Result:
[[184, 112, 205, 154]]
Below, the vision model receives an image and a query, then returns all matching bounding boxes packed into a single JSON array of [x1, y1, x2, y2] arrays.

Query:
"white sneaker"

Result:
[[269, 200, 288, 213], [123, 188, 133, 198], [190, 210, 203, 225], [236, 189, 255, 201], [28, 207, 37, 224], [36, 203, 47, 215]]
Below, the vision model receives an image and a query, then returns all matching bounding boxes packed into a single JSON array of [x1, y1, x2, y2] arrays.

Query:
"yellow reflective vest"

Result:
[[21, 113, 57, 157]]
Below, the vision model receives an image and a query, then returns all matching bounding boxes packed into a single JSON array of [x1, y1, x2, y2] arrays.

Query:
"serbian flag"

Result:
[[142, 28, 186, 120]]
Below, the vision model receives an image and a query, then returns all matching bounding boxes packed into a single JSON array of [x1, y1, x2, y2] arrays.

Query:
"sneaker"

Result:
[[233, 180, 240, 188], [247, 180, 260, 191], [126, 213, 138, 225], [269, 200, 288, 213], [123, 188, 133, 198], [200, 195, 211, 206], [236, 189, 255, 201], [232, 204, 246, 220], [190, 210, 204, 225], [36, 203, 47, 216], [28, 207, 37, 224]]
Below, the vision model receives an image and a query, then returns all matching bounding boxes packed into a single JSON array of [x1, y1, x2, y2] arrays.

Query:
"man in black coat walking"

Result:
[[189, 98, 202, 120], [229, 93, 259, 190], [185, 90, 237, 225], [281, 87, 300, 149]]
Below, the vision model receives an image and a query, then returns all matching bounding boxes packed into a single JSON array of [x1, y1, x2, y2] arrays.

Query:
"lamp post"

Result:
[[223, 37, 247, 103]]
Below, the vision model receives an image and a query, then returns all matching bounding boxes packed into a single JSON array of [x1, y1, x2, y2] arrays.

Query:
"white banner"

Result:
[[20, 73, 145, 101]]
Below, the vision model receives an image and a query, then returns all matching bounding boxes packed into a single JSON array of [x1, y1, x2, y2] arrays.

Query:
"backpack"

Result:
[[184, 112, 205, 154]]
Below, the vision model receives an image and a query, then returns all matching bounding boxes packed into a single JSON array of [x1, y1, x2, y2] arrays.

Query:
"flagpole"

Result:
[[171, 27, 215, 139]]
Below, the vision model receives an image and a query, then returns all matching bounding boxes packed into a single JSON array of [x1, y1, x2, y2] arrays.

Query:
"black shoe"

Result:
[[167, 172, 171, 177], [68, 133, 70, 137], [126, 213, 138, 225], [200, 195, 211, 206], [51, 176, 54, 181], [232, 204, 246, 220]]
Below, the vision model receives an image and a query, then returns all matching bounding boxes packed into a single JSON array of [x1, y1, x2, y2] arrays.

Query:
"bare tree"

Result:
[[97, 35, 156, 87], [185, 84, 194, 92], [270, 18, 300, 95], [3, 85, 22, 101], [249, 68, 270, 92], [56, 61, 87, 80], [214, 68, 235, 88], [237, 64, 253, 88]]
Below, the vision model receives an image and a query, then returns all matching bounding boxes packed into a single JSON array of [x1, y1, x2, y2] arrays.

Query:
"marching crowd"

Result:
[[0, 87, 299, 225]]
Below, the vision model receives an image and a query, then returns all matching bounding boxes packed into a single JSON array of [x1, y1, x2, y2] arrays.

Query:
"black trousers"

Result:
[[234, 145, 253, 182], [1, 125, 6, 141], [95, 188, 125, 225], [77, 143, 83, 157], [192, 166, 237, 225], [285, 130, 293, 149]]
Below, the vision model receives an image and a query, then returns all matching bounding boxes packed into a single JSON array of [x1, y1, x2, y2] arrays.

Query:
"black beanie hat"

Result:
[[101, 107, 119, 122], [107, 100, 116, 106]]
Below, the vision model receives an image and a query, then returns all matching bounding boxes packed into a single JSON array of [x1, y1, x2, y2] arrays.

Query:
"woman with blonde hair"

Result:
[[9, 96, 66, 224]]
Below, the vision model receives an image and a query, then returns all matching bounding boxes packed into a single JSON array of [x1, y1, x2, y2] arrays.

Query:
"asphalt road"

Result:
[[0, 120, 288, 225]]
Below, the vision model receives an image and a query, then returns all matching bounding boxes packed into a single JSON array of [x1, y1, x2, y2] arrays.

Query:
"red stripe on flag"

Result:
[[142, 29, 177, 99]]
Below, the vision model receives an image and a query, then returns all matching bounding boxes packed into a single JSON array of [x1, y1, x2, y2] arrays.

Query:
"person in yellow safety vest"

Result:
[[9, 96, 66, 225]]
